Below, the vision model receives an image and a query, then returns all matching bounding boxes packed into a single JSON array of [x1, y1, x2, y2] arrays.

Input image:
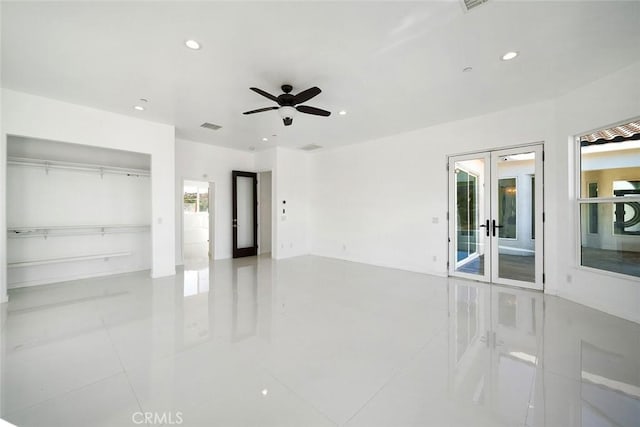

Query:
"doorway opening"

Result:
[[258, 171, 273, 256], [183, 180, 213, 266], [448, 144, 544, 290]]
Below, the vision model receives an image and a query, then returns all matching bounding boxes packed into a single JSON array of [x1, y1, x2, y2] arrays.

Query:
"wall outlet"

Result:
[[432, 217, 439, 224], [342, 244, 347, 251], [432, 255, 437, 262], [566, 274, 572, 284]]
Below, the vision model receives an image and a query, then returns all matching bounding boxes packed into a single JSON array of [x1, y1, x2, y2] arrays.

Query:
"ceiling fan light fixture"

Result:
[[279, 106, 296, 120]]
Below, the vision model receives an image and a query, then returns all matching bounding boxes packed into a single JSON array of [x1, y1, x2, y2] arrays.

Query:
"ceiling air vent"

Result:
[[461, 0, 488, 12], [200, 122, 222, 131], [299, 144, 323, 151]]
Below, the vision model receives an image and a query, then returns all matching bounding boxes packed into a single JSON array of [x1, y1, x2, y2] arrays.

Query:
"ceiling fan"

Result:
[[243, 84, 331, 126]]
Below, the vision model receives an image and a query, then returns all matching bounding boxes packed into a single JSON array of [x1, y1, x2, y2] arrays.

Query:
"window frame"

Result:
[[575, 119, 640, 280]]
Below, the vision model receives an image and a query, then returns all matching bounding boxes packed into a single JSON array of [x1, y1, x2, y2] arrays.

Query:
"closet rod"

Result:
[[8, 251, 132, 268], [8, 224, 151, 239], [7, 157, 150, 177]]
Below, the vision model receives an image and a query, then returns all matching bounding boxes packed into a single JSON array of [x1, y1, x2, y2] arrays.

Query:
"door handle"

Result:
[[492, 219, 504, 237], [479, 219, 490, 237]]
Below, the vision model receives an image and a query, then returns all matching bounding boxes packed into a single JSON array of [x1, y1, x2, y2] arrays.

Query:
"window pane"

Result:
[[580, 139, 640, 199], [531, 176, 535, 239], [588, 183, 598, 233], [498, 178, 517, 238], [198, 189, 209, 213], [580, 203, 640, 277], [184, 192, 197, 213]]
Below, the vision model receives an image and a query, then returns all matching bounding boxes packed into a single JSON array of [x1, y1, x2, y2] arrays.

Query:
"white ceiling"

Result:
[[2, 1, 639, 152]]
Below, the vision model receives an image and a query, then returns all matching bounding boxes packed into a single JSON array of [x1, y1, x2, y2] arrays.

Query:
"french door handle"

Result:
[[492, 219, 504, 237], [479, 220, 490, 237]]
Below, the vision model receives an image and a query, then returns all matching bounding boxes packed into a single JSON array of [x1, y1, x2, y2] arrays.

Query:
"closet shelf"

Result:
[[7, 156, 150, 177], [8, 251, 132, 268], [8, 224, 151, 239]]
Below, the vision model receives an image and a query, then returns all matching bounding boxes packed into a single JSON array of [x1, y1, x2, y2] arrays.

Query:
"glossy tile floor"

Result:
[[1, 255, 639, 426]]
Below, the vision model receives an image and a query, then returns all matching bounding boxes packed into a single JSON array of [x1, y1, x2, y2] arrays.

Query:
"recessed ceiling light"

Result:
[[185, 39, 201, 50], [262, 137, 269, 142], [501, 51, 519, 61], [463, 66, 473, 73], [133, 105, 145, 111], [338, 110, 347, 116]]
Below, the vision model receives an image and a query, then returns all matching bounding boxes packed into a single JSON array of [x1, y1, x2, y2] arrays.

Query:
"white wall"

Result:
[[310, 101, 553, 275], [174, 139, 254, 263], [550, 61, 640, 323], [309, 60, 640, 323], [0, 1, 5, 302], [1, 89, 176, 301], [274, 147, 310, 259]]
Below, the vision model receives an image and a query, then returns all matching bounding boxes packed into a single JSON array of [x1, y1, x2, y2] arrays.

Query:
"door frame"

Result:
[[180, 178, 215, 264], [232, 170, 258, 258], [257, 170, 274, 256], [447, 142, 545, 291]]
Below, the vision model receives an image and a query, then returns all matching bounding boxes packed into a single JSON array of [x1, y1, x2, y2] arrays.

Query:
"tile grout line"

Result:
[[3, 371, 125, 419], [341, 327, 448, 426], [259, 363, 340, 427], [101, 317, 145, 413]]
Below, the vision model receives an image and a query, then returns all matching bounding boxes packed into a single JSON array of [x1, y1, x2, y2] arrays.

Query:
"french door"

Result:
[[448, 145, 544, 290], [232, 171, 258, 258]]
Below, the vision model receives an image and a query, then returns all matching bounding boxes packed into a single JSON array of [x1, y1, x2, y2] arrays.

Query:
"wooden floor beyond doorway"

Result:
[[457, 254, 535, 283]]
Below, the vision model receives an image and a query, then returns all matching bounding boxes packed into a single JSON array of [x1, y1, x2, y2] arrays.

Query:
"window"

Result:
[[183, 184, 209, 213], [578, 119, 640, 277]]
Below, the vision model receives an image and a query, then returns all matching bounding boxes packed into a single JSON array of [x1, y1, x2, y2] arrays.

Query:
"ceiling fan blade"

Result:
[[283, 117, 293, 126], [250, 87, 279, 103], [292, 87, 321, 105], [296, 105, 331, 117], [243, 106, 279, 115]]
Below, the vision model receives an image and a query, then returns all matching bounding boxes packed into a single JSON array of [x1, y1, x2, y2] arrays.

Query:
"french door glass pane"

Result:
[[236, 176, 254, 248], [496, 152, 536, 283], [454, 159, 485, 276]]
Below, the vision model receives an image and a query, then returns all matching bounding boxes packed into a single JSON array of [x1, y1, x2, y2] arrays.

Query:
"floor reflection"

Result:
[[448, 281, 541, 425], [0, 256, 639, 426], [448, 279, 639, 427]]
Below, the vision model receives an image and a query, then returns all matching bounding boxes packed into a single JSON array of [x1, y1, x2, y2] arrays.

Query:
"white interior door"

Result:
[[449, 144, 544, 291]]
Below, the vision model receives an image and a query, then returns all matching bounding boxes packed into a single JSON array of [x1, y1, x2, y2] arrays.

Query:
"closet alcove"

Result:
[[6, 136, 152, 288]]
